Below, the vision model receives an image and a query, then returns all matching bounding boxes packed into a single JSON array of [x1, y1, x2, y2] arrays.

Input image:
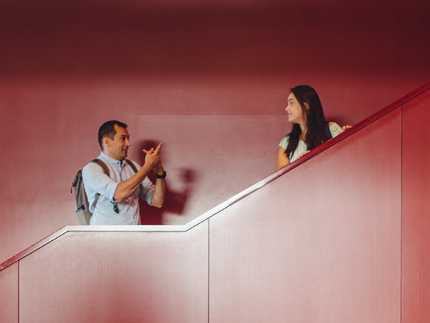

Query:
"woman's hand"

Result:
[[299, 150, 311, 158], [342, 125, 352, 130]]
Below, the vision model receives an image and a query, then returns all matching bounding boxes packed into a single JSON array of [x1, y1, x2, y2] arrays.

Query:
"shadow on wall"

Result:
[[136, 140, 196, 225]]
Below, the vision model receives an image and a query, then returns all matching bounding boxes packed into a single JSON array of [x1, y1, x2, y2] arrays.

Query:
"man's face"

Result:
[[104, 125, 131, 161]]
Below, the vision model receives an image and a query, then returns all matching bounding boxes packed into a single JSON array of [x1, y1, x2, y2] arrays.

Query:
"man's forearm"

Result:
[[114, 165, 152, 202], [151, 177, 166, 208]]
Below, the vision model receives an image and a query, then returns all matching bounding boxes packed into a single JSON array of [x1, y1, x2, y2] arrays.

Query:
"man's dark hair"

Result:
[[98, 120, 128, 150]]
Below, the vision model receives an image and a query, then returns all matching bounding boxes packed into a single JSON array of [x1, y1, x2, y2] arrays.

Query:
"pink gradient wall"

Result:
[[1, 0, 430, 264], [209, 108, 402, 323], [2, 86, 430, 322], [402, 90, 430, 322], [0, 79, 429, 323]]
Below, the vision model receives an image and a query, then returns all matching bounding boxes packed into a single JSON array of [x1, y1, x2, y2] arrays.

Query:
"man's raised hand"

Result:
[[143, 142, 162, 169]]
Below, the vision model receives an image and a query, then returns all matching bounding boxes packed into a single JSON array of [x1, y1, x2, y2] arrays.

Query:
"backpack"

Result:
[[71, 159, 138, 225]]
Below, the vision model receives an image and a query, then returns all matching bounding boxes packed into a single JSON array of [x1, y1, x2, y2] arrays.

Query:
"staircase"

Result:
[[1, 82, 430, 323]]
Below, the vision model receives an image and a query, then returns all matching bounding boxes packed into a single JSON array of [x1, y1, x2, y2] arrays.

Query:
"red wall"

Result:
[[402, 90, 430, 322], [0, 84, 429, 323], [210, 106, 402, 322], [0, 262, 18, 323], [1, 0, 430, 264]]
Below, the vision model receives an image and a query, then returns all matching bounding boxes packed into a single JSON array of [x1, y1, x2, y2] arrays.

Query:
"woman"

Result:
[[277, 85, 345, 170]]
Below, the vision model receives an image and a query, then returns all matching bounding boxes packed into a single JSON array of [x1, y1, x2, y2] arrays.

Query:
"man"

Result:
[[82, 120, 166, 225]]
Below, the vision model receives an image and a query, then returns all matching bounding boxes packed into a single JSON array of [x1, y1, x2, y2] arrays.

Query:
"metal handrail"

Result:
[[1, 80, 429, 271]]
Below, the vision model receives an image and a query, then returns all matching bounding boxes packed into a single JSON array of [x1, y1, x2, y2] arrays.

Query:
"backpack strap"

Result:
[[92, 159, 110, 177], [92, 158, 137, 175], [91, 159, 110, 210], [125, 159, 138, 173], [324, 122, 333, 140]]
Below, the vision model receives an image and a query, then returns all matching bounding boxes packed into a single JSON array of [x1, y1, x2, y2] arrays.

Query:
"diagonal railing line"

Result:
[[1, 80, 429, 271]]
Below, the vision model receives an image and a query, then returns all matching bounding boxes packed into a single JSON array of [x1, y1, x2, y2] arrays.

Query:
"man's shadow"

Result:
[[134, 140, 196, 225]]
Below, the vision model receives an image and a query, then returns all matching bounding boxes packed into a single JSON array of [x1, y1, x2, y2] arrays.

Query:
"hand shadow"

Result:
[[135, 140, 196, 225]]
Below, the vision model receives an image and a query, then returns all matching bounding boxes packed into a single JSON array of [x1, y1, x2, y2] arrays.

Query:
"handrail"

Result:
[[185, 80, 430, 229], [1, 80, 429, 272]]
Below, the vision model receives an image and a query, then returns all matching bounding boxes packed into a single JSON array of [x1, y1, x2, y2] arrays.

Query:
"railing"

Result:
[[1, 80, 430, 272], [1, 81, 430, 323]]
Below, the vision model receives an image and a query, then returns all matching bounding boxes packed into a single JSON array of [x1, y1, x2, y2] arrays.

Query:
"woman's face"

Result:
[[285, 92, 305, 125]]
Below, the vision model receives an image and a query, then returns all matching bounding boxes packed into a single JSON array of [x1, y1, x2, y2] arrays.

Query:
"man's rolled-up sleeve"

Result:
[[82, 163, 118, 202]]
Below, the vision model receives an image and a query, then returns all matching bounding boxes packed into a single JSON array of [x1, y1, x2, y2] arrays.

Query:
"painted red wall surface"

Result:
[[210, 107, 402, 322], [17, 226, 208, 323], [402, 90, 430, 322], [0, 263, 18, 323], [0, 84, 429, 323], [1, 0, 430, 264]]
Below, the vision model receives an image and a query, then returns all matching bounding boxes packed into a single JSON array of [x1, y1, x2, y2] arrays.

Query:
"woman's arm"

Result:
[[277, 147, 290, 170]]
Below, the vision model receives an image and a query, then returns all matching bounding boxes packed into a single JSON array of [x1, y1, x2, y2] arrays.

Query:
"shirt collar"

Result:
[[99, 151, 126, 167]]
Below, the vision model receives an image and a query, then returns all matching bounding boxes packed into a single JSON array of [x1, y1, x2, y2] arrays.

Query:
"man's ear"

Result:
[[102, 137, 110, 150]]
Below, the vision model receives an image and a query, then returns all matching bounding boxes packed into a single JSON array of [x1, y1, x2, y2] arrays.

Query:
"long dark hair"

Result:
[[285, 85, 329, 158]]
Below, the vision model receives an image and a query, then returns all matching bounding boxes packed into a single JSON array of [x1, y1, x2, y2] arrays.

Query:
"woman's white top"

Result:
[[278, 122, 344, 163]]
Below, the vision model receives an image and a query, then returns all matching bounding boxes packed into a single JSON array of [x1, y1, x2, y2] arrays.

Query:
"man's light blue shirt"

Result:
[[82, 152, 155, 225]]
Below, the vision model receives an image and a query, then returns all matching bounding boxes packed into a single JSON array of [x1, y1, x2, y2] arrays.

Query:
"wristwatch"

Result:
[[156, 171, 166, 179]]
